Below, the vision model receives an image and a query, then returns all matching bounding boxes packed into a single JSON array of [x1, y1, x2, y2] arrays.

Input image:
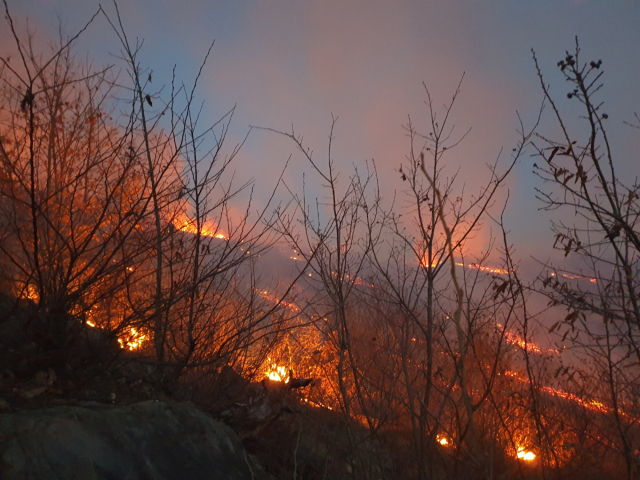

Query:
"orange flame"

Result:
[[457, 262, 510, 275], [258, 289, 301, 313], [505, 370, 611, 414], [496, 323, 559, 355], [517, 447, 536, 461], [84, 317, 146, 351], [117, 327, 148, 351], [21, 285, 39, 301], [303, 397, 334, 410], [550, 272, 596, 283], [173, 214, 227, 239], [419, 258, 510, 275], [265, 358, 290, 383]]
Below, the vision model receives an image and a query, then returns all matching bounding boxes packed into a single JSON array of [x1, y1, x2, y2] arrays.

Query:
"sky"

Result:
[[2, 0, 640, 271]]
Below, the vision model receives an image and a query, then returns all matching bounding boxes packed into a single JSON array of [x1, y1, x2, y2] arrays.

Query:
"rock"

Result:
[[0, 400, 269, 479]]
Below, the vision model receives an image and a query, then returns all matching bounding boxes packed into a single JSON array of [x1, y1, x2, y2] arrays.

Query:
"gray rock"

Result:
[[0, 400, 267, 479]]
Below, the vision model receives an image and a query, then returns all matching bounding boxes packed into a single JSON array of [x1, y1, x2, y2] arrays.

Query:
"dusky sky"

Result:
[[3, 0, 639, 270]]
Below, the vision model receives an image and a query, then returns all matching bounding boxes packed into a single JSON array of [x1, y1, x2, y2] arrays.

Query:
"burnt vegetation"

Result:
[[0, 4, 638, 480]]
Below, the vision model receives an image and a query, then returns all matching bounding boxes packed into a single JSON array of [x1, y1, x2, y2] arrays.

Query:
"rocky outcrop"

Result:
[[0, 400, 268, 479]]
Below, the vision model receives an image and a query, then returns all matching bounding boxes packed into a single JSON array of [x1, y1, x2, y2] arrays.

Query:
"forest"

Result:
[[0, 2, 639, 479]]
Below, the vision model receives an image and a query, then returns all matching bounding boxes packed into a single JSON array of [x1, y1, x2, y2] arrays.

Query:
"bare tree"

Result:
[[98, 3, 301, 390], [0, 3, 157, 371], [259, 117, 391, 477], [358, 78, 541, 479], [529, 40, 640, 480]]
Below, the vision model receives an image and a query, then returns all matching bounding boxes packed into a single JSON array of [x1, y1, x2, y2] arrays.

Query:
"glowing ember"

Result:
[[265, 358, 290, 383], [517, 447, 536, 461]]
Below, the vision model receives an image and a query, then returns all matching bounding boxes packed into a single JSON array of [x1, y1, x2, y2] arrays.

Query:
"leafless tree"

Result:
[[530, 40, 640, 479], [0, 3, 154, 370]]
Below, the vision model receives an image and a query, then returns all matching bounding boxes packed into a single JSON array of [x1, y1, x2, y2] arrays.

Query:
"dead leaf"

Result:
[[547, 146, 560, 164]]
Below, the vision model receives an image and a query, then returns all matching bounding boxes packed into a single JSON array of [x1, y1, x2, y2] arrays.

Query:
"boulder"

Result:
[[0, 400, 268, 479]]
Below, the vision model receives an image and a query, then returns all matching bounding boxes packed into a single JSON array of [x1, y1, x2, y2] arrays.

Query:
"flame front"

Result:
[[419, 258, 510, 275], [504, 370, 611, 415], [173, 214, 227, 240], [496, 323, 559, 355]]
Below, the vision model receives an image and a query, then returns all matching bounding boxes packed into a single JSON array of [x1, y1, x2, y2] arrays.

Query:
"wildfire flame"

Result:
[[25, 285, 39, 301], [550, 271, 596, 283], [496, 323, 559, 355], [458, 262, 510, 275], [173, 214, 227, 240], [303, 397, 334, 410], [517, 447, 536, 461], [505, 370, 611, 415], [419, 258, 510, 275], [85, 316, 147, 351], [18, 278, 148, 352], [258, 289, 301, 313], [436, 434, 450, 446], [265, 358, 290, 383], [117, 327, 148, 351]]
